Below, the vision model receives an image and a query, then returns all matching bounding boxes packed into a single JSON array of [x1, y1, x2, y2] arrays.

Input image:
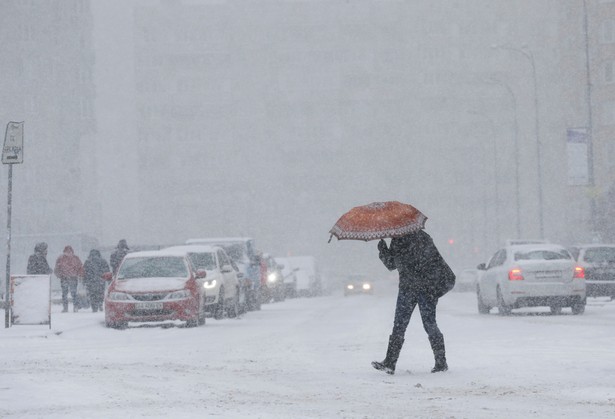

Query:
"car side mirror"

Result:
[[236, 272, 244, 279], [221, 265, 232, 273], [102, 272, 113, 281], [196, 269, 207, 279], [476, 263, 487, 271]]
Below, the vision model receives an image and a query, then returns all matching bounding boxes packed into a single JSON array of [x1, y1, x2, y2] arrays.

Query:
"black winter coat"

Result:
[[110, 248, 129, 274], [27, 252, 53, 275], [84, 250, 110, 291], [379, 230, 455, 298]]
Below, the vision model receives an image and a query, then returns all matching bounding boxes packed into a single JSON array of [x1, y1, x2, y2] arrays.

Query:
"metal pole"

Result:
[[527, 48, 545, 239], [469, 110, 501, 246], [487, 78, 522, 238], [492, 44, 544, 238], [5, 164, 12, 328], [583, 0, 597, 233]]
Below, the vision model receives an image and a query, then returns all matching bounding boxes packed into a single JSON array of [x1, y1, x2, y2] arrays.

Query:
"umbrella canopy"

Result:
[[329, 201, 427, 242]]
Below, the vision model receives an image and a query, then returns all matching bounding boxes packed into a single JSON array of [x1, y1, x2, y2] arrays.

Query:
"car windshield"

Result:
[[117, 257, 189, 279], [188, 252, 216, 270], [583, 247, 615, 263], [514, 249, 571, 261], [219, 243, 249, 263]]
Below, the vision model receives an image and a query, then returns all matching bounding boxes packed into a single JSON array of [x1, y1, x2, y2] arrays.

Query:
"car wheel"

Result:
[[476, 287, 491, 314], [571, 301, 585, 315], [214, 287, 225, 320], [226, 287, 240, 318], [497, 287, 512, 316], [198, 299, 206, 326], [105, 320, 127, 329], [550, 305, 562, 315]]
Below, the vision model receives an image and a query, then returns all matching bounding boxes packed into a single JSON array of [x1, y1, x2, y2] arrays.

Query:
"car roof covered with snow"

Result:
[[163, 244, 222, 254], [186, 237, 254, 245], [123, 249, 193, 259]]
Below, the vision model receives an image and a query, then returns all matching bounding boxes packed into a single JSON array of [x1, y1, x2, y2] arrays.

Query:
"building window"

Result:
[[602, 101, 615, 124], [602, 20, 615, 43], [606, 61, 615, 84]]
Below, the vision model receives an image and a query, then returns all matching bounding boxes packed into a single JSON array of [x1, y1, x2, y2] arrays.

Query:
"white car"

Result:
[[476, 243, 586, 315], [165, 245, 240, 319], [454, 268, 480, 292], [572, 244, 615, 299]]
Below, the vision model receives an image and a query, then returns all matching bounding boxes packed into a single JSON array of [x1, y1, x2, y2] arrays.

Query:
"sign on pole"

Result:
[[2, 121, 24, 164], [10, 275, 52, 328], [567, 127, 589, 186], [3, 121, 23, 328]]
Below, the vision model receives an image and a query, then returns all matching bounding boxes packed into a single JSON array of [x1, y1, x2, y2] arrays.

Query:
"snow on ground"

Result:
[[1, 279, 615, 418]]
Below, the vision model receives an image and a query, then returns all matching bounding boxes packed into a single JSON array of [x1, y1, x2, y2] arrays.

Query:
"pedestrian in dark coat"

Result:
[[27, 242, 53, 275], [83, 249, 110, 313], [54, 246, 85, 313], [110, 239, 130, 275], [372, 229, 455, 375]]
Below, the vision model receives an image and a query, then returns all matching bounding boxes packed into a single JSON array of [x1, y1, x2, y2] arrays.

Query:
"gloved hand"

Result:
[[377, 239, 388, 252]]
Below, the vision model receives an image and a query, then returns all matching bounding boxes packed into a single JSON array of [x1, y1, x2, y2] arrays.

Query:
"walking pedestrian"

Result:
[[27, 242, 53, 275], [54, 246, 85, 313], [372, 230, 455, 375], [83, 249, 110, 313], [110, 239, 130, 275]]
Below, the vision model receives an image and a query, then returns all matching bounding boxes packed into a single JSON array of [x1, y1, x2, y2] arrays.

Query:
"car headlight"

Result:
[[347, 284, 354, 290], [362, 283, 371, 290], [203, 280, 217, 290], [108, 292, 131, 301], [267, 273, 278, 283], [167, 289, 191, 300]]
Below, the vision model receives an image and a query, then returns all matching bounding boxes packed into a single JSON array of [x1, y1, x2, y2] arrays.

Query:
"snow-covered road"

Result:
[[1, 279, 614, 418]]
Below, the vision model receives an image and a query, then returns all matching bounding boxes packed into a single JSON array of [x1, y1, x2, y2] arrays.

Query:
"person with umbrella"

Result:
[[329, 201, 455, 375], [371, 229, 455, 375]]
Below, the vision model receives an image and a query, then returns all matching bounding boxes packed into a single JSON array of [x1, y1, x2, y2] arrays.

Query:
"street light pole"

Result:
[[583, 0, 597, 235], [493, 44, 545, 239], [486, 78, 522, 239], [468, 110, 501, 247]]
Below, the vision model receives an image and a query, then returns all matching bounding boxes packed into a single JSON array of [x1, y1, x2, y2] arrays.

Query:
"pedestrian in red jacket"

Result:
[[54, 246, 85, 312]]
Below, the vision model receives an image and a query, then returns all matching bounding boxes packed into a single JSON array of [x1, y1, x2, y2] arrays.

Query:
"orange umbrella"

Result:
[[329, 201, 428, 242]]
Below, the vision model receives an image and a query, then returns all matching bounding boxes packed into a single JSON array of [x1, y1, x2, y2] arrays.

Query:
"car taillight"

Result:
[[574, 266, 585, 279], [508, 268, 524, 280]]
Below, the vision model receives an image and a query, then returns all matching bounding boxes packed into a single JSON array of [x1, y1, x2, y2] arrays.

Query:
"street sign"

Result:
[[2, 121, 24, 164]]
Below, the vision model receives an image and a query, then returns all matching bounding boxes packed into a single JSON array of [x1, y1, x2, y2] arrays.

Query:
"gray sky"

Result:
[[1, 0, 593, 280]]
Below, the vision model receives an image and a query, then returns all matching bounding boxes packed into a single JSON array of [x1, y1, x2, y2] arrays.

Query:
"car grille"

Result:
[[131, 293, 166, 301]]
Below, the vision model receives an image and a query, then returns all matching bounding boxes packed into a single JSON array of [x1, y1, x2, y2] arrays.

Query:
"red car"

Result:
[[104, 250, 207, 328]]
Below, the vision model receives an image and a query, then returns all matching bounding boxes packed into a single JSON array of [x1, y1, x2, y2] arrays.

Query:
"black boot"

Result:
[[429, 335, 448, 373], [372, 335, 404, 375]]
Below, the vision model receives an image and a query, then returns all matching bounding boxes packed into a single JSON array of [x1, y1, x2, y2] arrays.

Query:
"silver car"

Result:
[[573, 244, 615, 299], [476, 244, 586, 315]]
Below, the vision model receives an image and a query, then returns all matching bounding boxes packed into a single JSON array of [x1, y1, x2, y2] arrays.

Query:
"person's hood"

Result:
[[88, 249, 101, 259], [34, 242, 48, 254], [63, 246, 74, 255]]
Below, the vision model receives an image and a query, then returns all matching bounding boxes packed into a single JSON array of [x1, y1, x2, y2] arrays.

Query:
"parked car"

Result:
[[476, 243, 586, 315], [164, 245, 241, 319], [261, 254, 285, 303], [344, 277, 373, 296], [454, 268, 480, 292], [571, 244, 615, 299], [186, 238, 259, 311], [104, 249, 207, 328]]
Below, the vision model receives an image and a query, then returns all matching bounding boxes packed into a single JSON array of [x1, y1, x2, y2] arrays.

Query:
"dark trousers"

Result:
[[60, 278, 78, 308], [391, 286, 443, 343]]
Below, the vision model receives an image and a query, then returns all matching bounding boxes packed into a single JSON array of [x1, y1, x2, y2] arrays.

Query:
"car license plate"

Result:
[[535, 271, 561, 279], [136, 302, 163, 310]]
